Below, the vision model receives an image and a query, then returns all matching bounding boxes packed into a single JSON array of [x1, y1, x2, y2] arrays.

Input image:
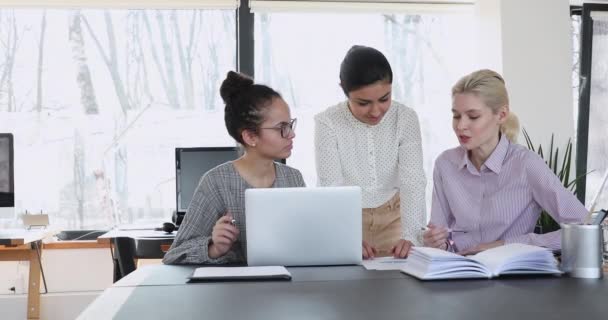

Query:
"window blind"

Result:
[[0, 0, 240, 9], [249, 0, 473, 13]]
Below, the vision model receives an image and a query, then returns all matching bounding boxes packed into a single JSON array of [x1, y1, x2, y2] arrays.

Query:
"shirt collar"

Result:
[[458, 133, 510, 174]]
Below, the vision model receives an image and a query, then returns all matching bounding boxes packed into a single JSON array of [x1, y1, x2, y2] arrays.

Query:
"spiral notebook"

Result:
[[188, 266, 292, 282]]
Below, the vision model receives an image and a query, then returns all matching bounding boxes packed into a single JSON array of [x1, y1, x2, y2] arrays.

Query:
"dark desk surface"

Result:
[[113, 264, 407, 287], [79, 264, 608, 320]]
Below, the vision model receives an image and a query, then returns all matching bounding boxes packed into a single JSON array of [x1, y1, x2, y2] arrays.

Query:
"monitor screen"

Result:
[[175, 147, 239, 214], [0, 133, 14, 217]]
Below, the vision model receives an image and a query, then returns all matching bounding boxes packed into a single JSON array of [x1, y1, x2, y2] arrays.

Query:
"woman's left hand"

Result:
[[391, 239, 413, 258], [457, 240, 505, 256]]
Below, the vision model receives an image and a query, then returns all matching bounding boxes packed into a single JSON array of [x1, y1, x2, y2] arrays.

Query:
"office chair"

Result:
[[113, 237, 174, 281]]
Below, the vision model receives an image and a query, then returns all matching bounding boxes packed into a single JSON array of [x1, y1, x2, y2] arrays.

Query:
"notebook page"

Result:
[[470, 244, 558, 276], [401, 247, 490, 279], [362, 257, 409, 270]]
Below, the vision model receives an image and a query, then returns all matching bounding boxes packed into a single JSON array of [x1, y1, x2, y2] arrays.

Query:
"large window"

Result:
[[254, 10, 476, 207], [0, 9, 236, 228], [4, 2, 556, 229], [578, 6, 608, 209]]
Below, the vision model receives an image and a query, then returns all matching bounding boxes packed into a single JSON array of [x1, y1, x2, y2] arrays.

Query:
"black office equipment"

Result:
[[0, 133, 14, 218], [175, 147, 240, 225], [154, 222, 176, 234], [590, 209, 608, 225]]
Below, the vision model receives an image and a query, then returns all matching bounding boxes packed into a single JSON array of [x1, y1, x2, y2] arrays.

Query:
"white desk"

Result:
[[0, 229, 47, 320], [96, 229, 175, 245]]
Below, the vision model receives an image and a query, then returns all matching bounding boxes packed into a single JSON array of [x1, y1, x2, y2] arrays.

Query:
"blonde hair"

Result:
[[452, 69, 519, 142]]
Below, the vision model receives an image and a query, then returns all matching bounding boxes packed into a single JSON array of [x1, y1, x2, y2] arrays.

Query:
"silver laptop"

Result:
[[245, 186, 362, 266]]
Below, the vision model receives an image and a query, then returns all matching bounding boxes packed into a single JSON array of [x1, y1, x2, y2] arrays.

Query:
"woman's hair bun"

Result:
[[220, 71, 254, 104]]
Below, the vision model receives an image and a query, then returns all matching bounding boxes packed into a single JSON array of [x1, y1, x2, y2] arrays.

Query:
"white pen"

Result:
[[420, 226, 467, 233]]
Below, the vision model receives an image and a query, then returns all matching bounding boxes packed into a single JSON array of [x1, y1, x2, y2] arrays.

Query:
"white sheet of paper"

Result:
[[362, 257, 409, 270]]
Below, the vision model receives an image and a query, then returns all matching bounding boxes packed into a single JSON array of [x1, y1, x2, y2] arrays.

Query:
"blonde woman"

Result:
[[423, 69, 586, 254]]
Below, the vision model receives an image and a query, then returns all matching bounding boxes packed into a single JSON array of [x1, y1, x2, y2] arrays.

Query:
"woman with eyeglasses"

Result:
[[163, 71, 304, 264], [314, 45, 426, 259]]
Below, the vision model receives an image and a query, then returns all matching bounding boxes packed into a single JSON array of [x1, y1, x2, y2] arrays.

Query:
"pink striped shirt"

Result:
[[430, 134, 587, 251]]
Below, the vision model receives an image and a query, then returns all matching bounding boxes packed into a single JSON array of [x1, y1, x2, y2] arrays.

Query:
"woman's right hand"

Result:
[[362, 241, 377, 260], [422, 223, 449, 250], [209, 215, 239, 259]]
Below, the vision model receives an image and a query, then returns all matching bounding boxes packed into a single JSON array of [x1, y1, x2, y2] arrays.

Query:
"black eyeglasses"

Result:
[[259, 118, 297, 138]]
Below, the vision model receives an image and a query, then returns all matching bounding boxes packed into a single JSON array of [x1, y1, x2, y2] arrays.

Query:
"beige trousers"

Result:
[[362, 193, 401, 257]]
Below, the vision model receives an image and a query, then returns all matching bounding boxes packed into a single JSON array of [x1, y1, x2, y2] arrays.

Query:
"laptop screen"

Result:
[[175, 147, 239, 214]]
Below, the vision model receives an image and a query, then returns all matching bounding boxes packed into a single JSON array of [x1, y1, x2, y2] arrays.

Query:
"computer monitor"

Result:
[[175, 147, 240, 225], [0, 133, 14, 218]]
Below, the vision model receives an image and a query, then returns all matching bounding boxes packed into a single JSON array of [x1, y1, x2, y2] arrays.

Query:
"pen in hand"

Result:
[[225, 210, 236, 227], [420, 227, 467, 233]]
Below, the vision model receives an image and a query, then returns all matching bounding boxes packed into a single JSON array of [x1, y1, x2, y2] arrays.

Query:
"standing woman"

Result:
[[423, 69, 587, 254], [314, 45, 426, 259], [163, 71, 304, 265]]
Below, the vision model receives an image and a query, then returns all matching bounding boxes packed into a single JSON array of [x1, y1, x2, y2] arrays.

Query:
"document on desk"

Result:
[[188, 266, 292, 282], [362, 257, 408, 270]]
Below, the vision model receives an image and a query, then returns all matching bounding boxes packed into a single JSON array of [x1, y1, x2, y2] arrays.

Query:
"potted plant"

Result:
[[522, 128, 589, 234]]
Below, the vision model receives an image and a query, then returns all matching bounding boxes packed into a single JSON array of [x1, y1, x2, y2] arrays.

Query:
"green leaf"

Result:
[[553, 147, 559, 176], [562, 139, 572, 187], [548, 134, 554, 169], [523, 128, 534, 152], [522, 128, 592, 234]]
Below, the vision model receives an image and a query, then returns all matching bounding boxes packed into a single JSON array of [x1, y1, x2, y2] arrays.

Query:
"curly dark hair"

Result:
[[220, 71, 282, 145]]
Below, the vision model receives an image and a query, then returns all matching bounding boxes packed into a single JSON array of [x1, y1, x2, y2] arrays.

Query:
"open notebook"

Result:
[[400, 243, 562, 280], [188, 266, 292, 282]]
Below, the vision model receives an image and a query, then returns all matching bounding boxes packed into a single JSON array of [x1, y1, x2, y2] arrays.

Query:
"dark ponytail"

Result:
[[339, 45, 393, 96], [220, 71, 281, 145]]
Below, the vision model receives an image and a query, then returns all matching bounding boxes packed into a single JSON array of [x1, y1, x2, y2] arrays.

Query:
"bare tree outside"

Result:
[[69, 10, 99, 115], [82, 11, 130, 115], [0, 9, 236, 229], [73, 129, 86, 228], [0, 11, 20, 112], [35, 10, 47, 113]]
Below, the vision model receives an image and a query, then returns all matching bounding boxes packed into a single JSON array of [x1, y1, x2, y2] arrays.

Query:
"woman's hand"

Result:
[[457, 240, 504, 256], [391, 239, 413, 258], [208, 214, 239, 259], [422, 224, 449, 250], [362, 241, 378, 260]]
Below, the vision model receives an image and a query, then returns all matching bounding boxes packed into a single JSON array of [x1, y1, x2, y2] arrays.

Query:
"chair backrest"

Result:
[[113, 237, 136, 280], [113, 237, 174, 280]]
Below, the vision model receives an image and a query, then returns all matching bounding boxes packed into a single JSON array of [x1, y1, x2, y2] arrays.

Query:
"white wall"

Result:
[[0, 248, 113, 320], [476, 0, 576, 151]]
